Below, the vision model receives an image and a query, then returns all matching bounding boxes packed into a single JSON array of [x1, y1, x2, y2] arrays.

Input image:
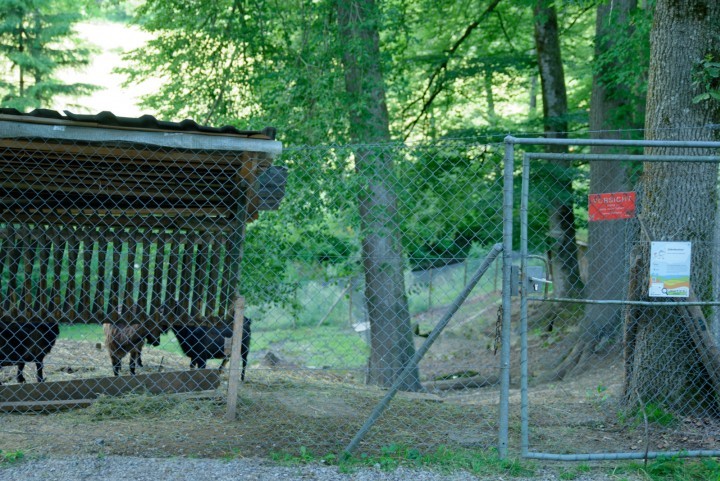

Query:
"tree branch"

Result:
[[402, 0, 503, 139]]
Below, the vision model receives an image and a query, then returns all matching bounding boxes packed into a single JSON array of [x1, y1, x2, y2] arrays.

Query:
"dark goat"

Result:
[[104, 321, 163, 376], [171, 317, 252, 381], [0, 321, 60, 384]]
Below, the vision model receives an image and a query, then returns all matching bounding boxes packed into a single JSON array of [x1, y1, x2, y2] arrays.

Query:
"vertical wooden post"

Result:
[[225, 295, 246, 421], [225, 154, 257, 420]]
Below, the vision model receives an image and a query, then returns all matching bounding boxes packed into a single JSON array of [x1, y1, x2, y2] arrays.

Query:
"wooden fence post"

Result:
[[225, 295, 246, 421]]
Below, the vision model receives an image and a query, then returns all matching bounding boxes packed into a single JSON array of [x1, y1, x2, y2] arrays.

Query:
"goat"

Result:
[[103, 320, 164, 376], [170, 317, 252, 380], [0, 321, 60, 384]]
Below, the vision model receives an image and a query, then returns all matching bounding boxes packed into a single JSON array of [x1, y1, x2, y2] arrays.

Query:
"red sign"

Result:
[[588, 191, 636, 221]]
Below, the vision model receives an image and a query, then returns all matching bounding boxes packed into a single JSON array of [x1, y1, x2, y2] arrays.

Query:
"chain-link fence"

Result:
[[507, 136, 720, 461], [6, 114, 719, 462], [0, 112, 508, 458]]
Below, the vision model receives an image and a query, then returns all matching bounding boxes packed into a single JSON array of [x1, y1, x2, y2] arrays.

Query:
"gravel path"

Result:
[[0, 456, 485, 481], [0, 455, 643, 481]]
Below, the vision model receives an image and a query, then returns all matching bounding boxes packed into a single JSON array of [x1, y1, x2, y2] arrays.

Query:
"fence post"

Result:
[[225, 295, 246, 421], [499, 137, 515, 459]]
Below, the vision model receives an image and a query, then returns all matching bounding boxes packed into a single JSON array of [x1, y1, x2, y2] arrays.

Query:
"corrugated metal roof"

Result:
[[0, 108, 276, 140]]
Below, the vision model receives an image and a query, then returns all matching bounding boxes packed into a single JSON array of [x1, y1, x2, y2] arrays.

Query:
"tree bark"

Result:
[[553, 0, 641, 379], [624, 0, 720, 414], [533, 1, 584, 299], [337, 0, 422, 391]]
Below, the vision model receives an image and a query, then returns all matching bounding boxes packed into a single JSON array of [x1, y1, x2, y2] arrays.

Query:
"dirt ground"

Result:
[[1, 299, 719, 463]]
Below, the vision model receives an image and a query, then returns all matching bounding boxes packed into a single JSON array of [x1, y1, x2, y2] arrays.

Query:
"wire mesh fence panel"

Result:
[[512, 137, 720, 461], [235, 141, 507, 455], [0, 112, 507, 458]]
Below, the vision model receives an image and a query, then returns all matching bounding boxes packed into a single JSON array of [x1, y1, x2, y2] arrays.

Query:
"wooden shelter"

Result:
[[0, 109, 285, 325]]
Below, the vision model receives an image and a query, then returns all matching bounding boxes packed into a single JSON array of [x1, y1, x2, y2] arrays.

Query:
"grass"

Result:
[[269, 444, 534, 478], [59, 320, 369, 369], [0, 450, 25, 465], [617, 402, 677, 429], [271, 445, 720, 481], [622, 455, 720, 480]]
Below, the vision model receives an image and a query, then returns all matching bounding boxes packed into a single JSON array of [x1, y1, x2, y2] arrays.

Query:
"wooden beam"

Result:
[[0, 369, 221, 412]]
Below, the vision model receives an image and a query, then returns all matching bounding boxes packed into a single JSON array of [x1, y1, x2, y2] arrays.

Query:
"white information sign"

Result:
[[648, 241, 691, 298]]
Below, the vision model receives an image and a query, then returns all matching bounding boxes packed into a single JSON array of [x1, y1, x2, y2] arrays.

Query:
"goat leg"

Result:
[[218, 357, 228, 373], [35, 360, 45, 382], [129, 350, 138, 375], [16, 362, 26, 383], [111, 355, 122, 376]]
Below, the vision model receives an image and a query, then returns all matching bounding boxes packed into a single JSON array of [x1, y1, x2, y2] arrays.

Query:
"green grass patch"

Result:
[[0, 450, 25, 465], [621, 455, 720, 481], [252, 324, 369, 368], [271, 444, 534, 477], [618, 402, 676, 429]]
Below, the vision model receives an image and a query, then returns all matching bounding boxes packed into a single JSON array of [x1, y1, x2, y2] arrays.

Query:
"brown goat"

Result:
[[103, 321, 163, 376]]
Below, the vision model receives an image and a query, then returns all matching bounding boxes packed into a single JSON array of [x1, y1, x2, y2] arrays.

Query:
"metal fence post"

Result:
[[499, 137, 515, 458]]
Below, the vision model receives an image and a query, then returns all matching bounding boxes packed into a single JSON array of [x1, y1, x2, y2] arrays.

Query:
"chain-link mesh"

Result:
[[517, 140, 720, 460], [0, 119, 508, 458]]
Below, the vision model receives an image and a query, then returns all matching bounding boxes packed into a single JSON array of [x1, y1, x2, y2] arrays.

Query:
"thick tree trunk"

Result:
[[554, 0, 641, 379], [533, 1, 584, 299], [624, 0, 720, 414], [337, 0, 421, 391]]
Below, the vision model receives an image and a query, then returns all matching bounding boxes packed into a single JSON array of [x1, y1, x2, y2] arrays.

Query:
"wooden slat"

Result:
[[63, 231, 81, 319], [178, 240, 195, 312], [108, 234, 123, 321], [151, 236, 167, 312], [79, 233, 95, 321], [34, 230, 51, 316], [94, 231, 109, 318], [0, 370, 222, 412], [192, 236, 210, 318], [18, 230, 34, 315], [137, 241, 151, 316], [0, 210, 233, 233], [206, 236, 224, 318], [220, 243, 234, 320], [0, 232, 9, 304], [165, 240, 180, 311], [124, 236, 138, 315], [50, 229, 65, 319], [0, 150, 247, 199], [5, 228, 22, 315], [0, 169, 236, 205]]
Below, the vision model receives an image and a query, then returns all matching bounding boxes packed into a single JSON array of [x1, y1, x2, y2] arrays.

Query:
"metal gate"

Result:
[[501, 135, 720, 460]]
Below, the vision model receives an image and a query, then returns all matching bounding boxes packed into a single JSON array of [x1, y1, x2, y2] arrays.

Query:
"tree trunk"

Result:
[[337, 0, 422, 391], [553, 0, 641, 379], [533, 0, 584, 299], [484, 65, 497, 124], [624, 0, 720, 414]]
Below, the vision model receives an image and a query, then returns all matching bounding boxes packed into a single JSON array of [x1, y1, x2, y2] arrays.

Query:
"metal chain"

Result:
[[494, 304, 503, 355]]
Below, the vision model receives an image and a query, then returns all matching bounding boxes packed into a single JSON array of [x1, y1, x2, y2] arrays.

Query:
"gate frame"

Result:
[[500, 135, 720, 461]]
